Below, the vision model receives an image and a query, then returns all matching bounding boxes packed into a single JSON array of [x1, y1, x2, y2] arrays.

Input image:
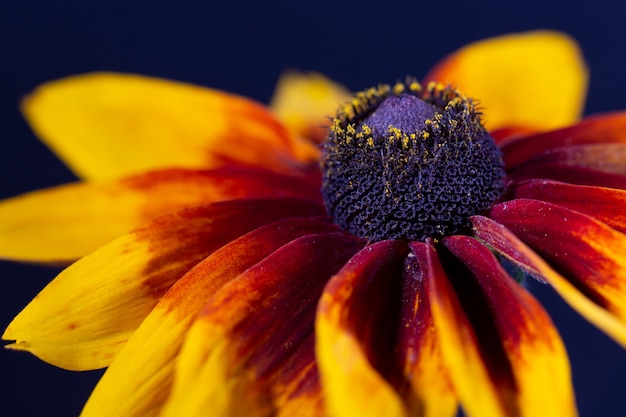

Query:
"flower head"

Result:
[[2, 30, 625, 417], [321, 80, 505, 241]]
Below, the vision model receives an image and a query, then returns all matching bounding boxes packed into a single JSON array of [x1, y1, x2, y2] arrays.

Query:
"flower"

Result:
[[2, 29, 625, 417]]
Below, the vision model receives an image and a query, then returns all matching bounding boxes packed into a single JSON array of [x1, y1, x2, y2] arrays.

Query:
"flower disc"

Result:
[[321, 80, 506, 242]]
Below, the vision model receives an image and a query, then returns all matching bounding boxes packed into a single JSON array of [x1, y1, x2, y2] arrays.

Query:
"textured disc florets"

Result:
[[321, 79, 506, 242]]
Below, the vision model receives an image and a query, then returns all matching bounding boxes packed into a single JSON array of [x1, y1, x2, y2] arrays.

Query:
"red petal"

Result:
[[122, 165, 324, 211], [472, 212, 626, 347], [79, 217, 339, 417], [132, 198, 326, 301], [401, 245, 459, 416], [2, 197, 326, 370], [518, 143, 626, 175], [316, 240, 411, 417], [161, 232, 365, 416], [441, 236, 576, 417], [414, 241, 503, 417], [506, 163, 626, 189], [416, 238, 575, 417], [500, 112, 626, 171], [490, 126, 541, 144], [488, 199, 626, 319], [512, 180, 626, 233]]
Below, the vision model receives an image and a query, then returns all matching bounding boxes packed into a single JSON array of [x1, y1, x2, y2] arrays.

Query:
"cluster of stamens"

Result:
[[320, 78, 506, 242]]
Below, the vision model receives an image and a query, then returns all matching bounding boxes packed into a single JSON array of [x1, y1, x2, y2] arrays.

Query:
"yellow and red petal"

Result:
[[500, 112, 626, 171], [316, 240, 413, 417], [22, 72, 318, 180], [424, 30, 587, 131], [2, 198, 325, 371], [161, 232, 365, 417], [416, 238, 575, 417], [472, 210, 626, 347], [79, 217, 338, 417], [395, 245, 458, 417], [414, 241, 502, 417], [511, 180, 626, 233], [0, 166, 322, 263], [486, 199, 626, 344], [269, 71, 352, 144]]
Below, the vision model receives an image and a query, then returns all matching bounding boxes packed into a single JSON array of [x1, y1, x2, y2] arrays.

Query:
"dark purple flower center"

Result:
[[321, 79, 506, 242]]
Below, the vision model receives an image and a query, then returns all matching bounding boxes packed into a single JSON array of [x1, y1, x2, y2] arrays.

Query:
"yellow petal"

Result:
[[0, 166, 322, 263], [79, 218, 337, 417], [23, 72, 319, 180], [424, 30, 588, 131], [2, 198, 325, 370], [269, 71, 352, 144], [316, 241, 410, 417], [161, 322, 275, 417]]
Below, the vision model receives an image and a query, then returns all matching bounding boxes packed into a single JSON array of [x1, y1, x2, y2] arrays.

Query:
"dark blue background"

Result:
[[2, 1, 626, 416]]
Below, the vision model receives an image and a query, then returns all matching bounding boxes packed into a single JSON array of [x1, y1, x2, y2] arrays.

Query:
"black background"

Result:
[[2, 1, 626, 416]]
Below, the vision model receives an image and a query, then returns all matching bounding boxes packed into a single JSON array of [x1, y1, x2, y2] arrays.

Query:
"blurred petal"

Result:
[[80, 218, 338, 417], [506, 163, 626, 189], [424, 30, 588, 131], [0, 166, 322, 263], [23, 72, 319, 180], [512, 180, 626, 233], [490, 126, 541, 144], [501, 112, 626, 171], [270, 71, 351, 144], [441, 236, 576, 417], [518, 143, 626, 175], [2, 198, 325, 370], [316, 241, 410, 417], [472, 211, 626, 347], [399, 246, 458, 417], [161, 232, 365, 417]]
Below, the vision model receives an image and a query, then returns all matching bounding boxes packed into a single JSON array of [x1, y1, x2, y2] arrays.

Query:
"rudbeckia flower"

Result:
[[2, 30, 624, 417]]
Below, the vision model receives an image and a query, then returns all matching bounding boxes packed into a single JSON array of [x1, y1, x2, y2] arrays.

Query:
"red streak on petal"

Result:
[[317, 240, 409, 382], [420, 240, 519, 396], [136, 198, 326, 300], [397, 244, 456, 415], [411, 241, 514, 416], [203, 231, 366, 381], [443, 235, 554, 351], [123, 165, 323, 209], [208, 100, 318, 172], [441, 235, 576, 417], [398, 249, 435, 367], [161, 217, 340, 318], [471, 215, 550, 282]]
